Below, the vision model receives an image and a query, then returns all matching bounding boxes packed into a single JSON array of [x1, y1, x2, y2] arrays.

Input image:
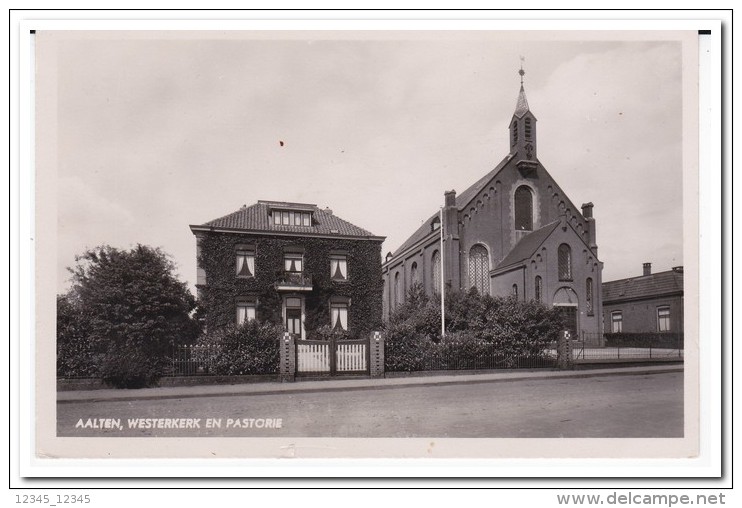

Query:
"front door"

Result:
[[284, 296, 304, 339], [555, 305, 578, 340]]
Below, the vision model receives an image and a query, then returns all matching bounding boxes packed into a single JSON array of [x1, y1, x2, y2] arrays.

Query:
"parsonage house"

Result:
[[190, 201, 385, 339], [602, 263, 684, 335], [382, 72, 604, 342]]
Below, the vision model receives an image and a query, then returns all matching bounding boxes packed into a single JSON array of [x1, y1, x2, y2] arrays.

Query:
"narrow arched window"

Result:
[[393, 272, 401, 309], [558, 244, 572, 281], [431, 250, 441, 294], [512, 284, 518, 299], [514, 186, 533, 231], [586, 277, 594, 315], [410, 262, 418, 286], [535, 275, 542, 303], [468, 244, 489, 295]]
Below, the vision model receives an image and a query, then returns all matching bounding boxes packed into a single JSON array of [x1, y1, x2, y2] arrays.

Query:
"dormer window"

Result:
[[273, 210, 312, 227], [431, 216, 441, 232]]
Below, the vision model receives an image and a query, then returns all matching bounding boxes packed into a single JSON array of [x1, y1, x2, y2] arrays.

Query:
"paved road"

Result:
[[57, 371, 682, 438]]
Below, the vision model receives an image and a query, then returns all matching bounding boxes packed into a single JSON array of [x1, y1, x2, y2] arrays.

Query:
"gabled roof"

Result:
[[192, 200, 383, 240], [494, 220, 561, 271], [602, 269, 684, 302], [389, 154, 512, 258]]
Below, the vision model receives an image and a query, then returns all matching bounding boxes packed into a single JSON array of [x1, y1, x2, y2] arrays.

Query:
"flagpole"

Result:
[[440, 206, 445, 338]]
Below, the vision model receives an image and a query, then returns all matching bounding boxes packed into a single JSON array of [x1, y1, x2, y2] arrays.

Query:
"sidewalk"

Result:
[[57, 364, 683, 404]]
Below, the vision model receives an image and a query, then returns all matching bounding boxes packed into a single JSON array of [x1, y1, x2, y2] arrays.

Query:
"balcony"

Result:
[[275, 272, 313, 292]]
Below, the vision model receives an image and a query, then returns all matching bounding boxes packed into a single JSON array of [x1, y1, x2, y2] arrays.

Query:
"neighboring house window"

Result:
[[611, 311, 623, 333], [535, 276, 542, 303], [586, 278, 593, 315], [330, 300, 349, 331], [236, 299, 256, 325], [512, 284, 518, 299], [468, 244, 489, 295], [235, 248, 255, 278], [657, 306, 671, 332], [330, 254, 348, 281], [514, 186, 533, 231], [558, 244, 572, 281], [284, 253, 303, 273], [431, 250, 441, 294]]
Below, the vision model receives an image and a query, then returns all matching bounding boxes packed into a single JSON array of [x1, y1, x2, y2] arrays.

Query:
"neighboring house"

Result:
[[381, 71, 604, 342], [602, 263, 684, 334], [190, 200, 385, 339]]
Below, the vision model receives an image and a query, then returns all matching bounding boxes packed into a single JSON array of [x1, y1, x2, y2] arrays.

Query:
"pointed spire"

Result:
[[513, 60, 530, 118]]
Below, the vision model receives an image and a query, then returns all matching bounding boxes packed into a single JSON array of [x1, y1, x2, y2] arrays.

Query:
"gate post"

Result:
[[369, 331, 385, 378], [557, 330, 574, 370], [279, 332, 296, 382]]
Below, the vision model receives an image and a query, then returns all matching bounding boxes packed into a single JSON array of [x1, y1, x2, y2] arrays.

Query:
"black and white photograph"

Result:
[[31, 26, 704, 463]]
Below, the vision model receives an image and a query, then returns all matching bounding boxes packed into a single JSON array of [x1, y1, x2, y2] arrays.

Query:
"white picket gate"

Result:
[[295, 338, 368, 375]]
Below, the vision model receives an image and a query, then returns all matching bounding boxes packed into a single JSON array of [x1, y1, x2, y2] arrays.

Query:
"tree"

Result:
[[59, 245, 199, 388]]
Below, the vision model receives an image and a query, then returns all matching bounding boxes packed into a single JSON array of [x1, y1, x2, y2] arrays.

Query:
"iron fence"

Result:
[[572, 332, 684, 362]]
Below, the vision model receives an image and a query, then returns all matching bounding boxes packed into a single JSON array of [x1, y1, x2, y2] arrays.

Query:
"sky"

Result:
[[49, 31, 686, 295]]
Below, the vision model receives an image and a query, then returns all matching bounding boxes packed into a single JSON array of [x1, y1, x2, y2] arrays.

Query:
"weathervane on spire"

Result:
[[519, 56, 525, 85]]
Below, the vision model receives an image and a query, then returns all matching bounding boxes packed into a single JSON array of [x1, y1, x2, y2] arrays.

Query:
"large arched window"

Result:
[[468, 244, 489, 295], [431, 250, 441, 294], [514, 186, 533, 231], [558, 244, 572, 281]]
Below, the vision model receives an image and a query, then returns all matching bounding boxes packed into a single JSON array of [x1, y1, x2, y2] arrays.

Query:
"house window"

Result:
[[514, 186, 533, 231], [410, 262, 418, 285], [431, 250, 441, 294], [236, 299, 256, 326], [330, 255, 348, 281], [558, 244, 572, 281], [285, 297, 302, 336], [535, 276, 542, 303], [611, 311, 623, 333], [468, 244, 489, 295], [235, 248, 255, 278], [586, 278, 594, 315], [512, 284, 518, 299], [657, 307, 671, 332], [330, 300, 349, 331], [284, 253, 303, 273]]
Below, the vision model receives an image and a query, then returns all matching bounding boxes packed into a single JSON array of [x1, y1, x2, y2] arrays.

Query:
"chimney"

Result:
[[643, 262, 652, 276], [324, 207, 333, 215], [444, 190, 456, 207], [581, 202, 593, 218], [672, 266, 684, 273]]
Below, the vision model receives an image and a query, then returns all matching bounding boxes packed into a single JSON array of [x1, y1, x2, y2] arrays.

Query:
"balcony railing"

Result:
[[275, 271, 313, 291]]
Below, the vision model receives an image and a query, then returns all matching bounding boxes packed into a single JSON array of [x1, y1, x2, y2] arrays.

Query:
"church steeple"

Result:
[[509, 62, 537, 160]]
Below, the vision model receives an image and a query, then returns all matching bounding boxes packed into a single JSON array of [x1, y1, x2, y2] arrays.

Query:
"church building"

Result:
[[381, 70, 604, 343]]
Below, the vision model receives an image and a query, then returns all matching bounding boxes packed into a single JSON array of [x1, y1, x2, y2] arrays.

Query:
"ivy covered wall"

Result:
[[196, 231, 384, 339]]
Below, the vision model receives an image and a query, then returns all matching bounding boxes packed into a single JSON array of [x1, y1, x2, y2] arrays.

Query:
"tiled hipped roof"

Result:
[[197, 201, 380, 238], [602, 269, 684, 303]]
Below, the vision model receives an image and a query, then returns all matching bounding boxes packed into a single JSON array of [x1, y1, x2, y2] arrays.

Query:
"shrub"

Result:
[[192, 321, 282, 376], [384, 286, 564, 371]]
